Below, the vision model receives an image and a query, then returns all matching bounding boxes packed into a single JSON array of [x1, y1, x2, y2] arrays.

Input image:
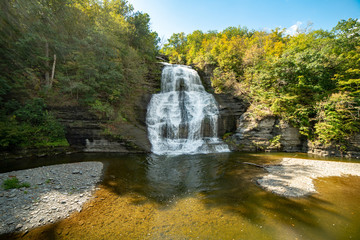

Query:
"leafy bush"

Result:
[[2, 177, 30, 190], [269, 135, 281, 149], [14, 98, 47, 125], [90, 100, 114, 119], [314, 93, 360, 145], [0, 98, 68, 150]]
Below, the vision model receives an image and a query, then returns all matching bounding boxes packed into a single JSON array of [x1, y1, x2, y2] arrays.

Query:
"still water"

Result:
[[2, 152, 360, 240]]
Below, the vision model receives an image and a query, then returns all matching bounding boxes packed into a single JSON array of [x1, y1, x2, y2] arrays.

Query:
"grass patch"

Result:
[[2, 177, 30, 190]]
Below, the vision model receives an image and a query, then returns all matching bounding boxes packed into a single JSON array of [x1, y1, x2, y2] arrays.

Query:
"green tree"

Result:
[[161, 19, 360, 146]]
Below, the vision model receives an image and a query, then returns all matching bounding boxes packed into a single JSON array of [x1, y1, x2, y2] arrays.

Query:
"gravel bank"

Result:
[[0, 162, 103, 235], [257, 158, 360, 198]]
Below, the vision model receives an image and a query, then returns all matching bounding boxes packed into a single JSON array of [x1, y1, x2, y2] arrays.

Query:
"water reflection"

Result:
[[145, 153, 230, 201], [2, 152, 360, 240]]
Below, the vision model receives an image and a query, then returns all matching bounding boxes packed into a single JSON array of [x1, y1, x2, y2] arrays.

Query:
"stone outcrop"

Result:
[[194, 63, 360, 158], [43, 64, 161, 155], [50, 106, 150, 153], [228, 113, 304, 152], [194, 64, 360, 158], [50, 107, 103, 148], [307, 133, 360, 159], [214, 93, 249, 137], [42, 62, 359, 158], [135, 93, 153, 126], [196, 64, 304, 153], [348, 133, 360, 157]]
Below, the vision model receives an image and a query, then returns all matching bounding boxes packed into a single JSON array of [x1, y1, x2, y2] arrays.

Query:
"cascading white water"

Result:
[[146, 64, 230, 155]]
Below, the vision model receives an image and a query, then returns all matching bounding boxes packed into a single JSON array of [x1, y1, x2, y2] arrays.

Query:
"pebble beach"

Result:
[[0, 162, 103, 235], [257, 158, 360, 197]]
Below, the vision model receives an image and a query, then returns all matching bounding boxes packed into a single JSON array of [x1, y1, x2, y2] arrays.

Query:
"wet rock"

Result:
[[8, 193, 16, 198], [214, 93, 249, 137]]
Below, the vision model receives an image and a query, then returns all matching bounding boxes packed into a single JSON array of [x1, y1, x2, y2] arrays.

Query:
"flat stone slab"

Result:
[[257, 158, 360, 198], [0, 162, 103, 234]]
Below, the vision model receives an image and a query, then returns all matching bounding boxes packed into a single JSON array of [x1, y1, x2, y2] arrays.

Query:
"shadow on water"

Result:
[[1, 152, 358, 239], [97, 152, 347, 239]]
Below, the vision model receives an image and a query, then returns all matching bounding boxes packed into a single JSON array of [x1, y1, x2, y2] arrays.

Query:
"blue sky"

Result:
[[127, 0, 360, 40]]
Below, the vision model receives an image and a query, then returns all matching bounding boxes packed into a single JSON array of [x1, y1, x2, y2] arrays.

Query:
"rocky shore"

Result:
[[0, 162, 103, 235], [257, 158, 360, 197]]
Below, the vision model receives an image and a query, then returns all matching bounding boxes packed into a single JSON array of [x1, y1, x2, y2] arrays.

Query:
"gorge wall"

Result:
[[46, 63, 359, 159], [307, 135, 360, 159], [227, 113, 305, 152], [197, 65, 360, 159], [218, 105, 360, 158], [46, 65, 162, 155], [50, 106, 151, 153]]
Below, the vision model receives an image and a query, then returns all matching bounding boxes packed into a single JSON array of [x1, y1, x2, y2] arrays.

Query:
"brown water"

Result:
[[2, 152, 360, 240]]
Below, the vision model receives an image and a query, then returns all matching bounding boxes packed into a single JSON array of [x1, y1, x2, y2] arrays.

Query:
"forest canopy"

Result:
[[161, 19, 360, 147], [0, 0, 159, 150], [1, 0, 359, 152]]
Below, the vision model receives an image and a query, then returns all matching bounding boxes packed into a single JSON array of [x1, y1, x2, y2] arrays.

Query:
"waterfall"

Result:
[[146, 64, 230, 155]]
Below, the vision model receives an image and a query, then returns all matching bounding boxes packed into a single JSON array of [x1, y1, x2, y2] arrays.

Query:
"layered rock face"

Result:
[[50, 106, 150, 153], [197, 65, 305, 153], [50, 107, 103, 148], [214, 93, 248, 137], [46, 62, 359, 158], [228, 113, 304, 152], [46, 65, 162, 154]]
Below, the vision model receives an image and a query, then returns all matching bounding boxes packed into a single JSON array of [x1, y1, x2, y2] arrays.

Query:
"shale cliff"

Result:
[[45, 63, 360, 159], [46, 65, 162, 154], [50, 106, 151, 153], [197, 66, 360, 158]]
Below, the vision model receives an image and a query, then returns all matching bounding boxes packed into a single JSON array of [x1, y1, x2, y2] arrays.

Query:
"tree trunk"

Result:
[[45, 40, 50, 88], [50, 54, 56, 89], [242, 162, 265, 168]]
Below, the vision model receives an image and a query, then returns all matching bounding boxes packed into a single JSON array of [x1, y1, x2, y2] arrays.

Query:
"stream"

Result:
[[1, 152, 360, 239]]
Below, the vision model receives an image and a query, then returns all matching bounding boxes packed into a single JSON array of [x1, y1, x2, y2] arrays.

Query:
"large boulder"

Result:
[[229, 113, 304, 152]]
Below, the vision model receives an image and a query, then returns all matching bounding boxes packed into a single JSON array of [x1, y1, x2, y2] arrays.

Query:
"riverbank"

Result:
[[2, 155, 360, 236], [257, 158, 360, 197], [0, 162, 103, 235]]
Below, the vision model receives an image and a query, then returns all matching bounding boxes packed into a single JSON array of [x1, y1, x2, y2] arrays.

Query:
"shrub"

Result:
[[0, 98, 68, 150], [2, 177, 30, 190]]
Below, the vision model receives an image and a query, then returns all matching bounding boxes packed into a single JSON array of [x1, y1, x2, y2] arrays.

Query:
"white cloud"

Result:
[[285, 21, 303, 36], [262, 27, 271, 33]]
